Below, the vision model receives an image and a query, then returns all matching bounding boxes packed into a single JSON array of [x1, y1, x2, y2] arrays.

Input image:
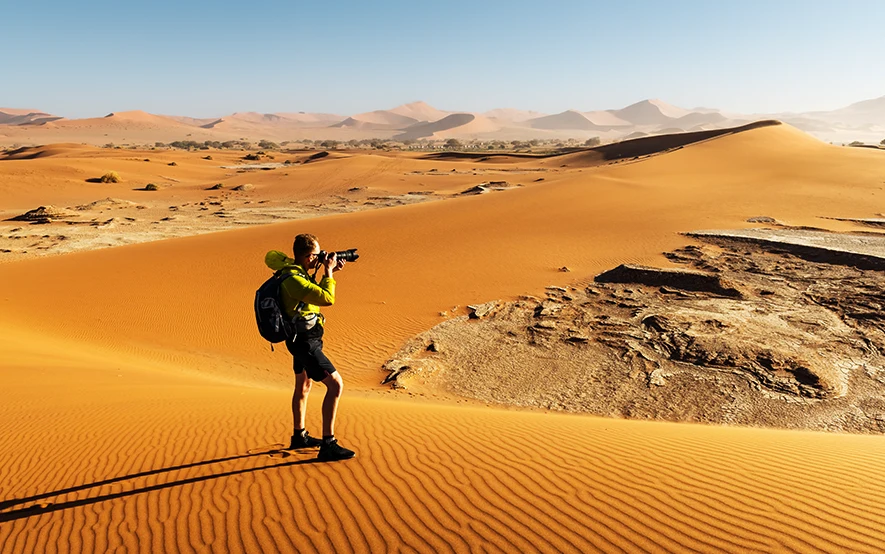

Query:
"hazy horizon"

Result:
[[4, 0, 885, 119]]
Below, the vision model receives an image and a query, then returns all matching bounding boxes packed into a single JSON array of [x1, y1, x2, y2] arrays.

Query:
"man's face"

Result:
[[304, 243, 321, 269]]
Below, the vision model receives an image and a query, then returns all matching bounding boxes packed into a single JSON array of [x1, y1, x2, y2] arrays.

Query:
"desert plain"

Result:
[[2, 115, 885, 553]]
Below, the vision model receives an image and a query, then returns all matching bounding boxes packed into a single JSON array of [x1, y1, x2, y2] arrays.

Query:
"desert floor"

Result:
[[3, 123, 885, 552]]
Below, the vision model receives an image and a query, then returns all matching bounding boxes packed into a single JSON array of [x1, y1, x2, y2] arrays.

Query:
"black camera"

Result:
[[318, 248, 359, 262]]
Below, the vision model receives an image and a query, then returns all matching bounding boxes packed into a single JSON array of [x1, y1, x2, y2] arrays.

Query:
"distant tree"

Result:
[[347, 139, 360, 147], [528, 139, 541, 147], [445, 138, 462, 150], [170, 140, 202, 150], [154, 142, 167, 148], [584, 137, 601, 147], [848, 141, 865, 147], [880, 138, 885, 146], [320, 140, 339, 149], [258, 139, 279, 150]]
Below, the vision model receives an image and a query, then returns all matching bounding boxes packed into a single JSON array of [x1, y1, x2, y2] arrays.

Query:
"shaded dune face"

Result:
[[3, 122, 885, 551]]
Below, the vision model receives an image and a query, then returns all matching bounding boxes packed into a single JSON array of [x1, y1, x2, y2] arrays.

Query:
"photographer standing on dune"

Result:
[[264, 233, 355, 462]]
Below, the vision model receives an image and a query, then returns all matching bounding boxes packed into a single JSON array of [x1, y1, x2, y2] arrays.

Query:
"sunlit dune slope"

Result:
[[1, 327, 885, 552], [2, 124, 885, 391], [4, 124, 885, 553]]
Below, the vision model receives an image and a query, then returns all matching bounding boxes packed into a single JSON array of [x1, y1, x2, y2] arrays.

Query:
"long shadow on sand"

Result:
[[0, 446, 320, 523]]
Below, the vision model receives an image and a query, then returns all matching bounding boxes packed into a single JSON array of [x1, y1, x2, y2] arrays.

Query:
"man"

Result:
[[264, 233, 355, 462]]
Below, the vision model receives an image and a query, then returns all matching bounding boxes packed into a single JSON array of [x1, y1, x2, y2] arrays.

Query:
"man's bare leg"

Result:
[[317, 371, 354, 460], [320, 372, 343, 437], [292, 371, 312, 432]]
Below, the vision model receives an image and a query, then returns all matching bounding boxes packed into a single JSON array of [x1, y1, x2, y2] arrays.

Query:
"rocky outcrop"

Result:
[[383, 236, 885, 434]]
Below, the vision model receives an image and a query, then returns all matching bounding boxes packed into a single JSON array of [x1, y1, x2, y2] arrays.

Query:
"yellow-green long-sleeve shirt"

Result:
[[265, 250, 335, 325]]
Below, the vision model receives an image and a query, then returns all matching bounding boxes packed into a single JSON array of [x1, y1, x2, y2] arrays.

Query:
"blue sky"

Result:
[[3, 0, 884, 118]]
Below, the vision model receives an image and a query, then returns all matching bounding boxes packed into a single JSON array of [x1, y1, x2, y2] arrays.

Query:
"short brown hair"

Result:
[[293, 233, 319, 257]]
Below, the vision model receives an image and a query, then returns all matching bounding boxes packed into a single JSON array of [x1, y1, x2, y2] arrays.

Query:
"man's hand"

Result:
[[334, 258, 346, 271], [323, 252, 337, 277]]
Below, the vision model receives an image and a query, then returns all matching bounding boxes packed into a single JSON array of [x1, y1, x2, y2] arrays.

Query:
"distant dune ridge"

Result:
[[0, 108, 62, 126], [3, 95, 885, 146]]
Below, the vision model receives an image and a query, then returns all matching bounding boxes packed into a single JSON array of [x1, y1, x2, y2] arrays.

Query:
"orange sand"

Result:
[[3, 124, 885, 552]]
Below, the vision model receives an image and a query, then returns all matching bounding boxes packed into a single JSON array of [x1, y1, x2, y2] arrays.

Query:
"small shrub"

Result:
[[168, 161, 178, 166], [243, 153, 261, 161], [203, 155, 213, 160], [100, 171, 121, 183], [144, 183, 159, 191]]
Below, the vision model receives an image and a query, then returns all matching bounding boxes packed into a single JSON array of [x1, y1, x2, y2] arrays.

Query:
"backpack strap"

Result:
[[275, 268, 305, 320]]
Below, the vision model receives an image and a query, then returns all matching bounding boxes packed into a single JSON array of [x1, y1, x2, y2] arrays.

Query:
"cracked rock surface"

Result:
[[384, 237, 885, 433]]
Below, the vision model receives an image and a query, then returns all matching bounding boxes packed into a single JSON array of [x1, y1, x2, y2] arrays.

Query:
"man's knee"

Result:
[[295, 373, 312, 395], [324, 373, 343, 397]]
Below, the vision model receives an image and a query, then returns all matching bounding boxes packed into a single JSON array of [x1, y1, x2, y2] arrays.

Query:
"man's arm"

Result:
[[283, 274, 336, 306]]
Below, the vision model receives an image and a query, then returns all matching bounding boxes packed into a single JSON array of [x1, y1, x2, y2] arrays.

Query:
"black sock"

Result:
[[293, 428, 305, 436], [322, 435, 335, 444]]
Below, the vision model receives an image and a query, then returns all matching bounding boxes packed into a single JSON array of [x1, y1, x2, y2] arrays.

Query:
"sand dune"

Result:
[[529, 110, 607, 131], [611, 99, 691, 125], [483, 108, 546, 123], [388, 101, 449, 122], [4, 123, 885, 551], [395, 113, 503, 140], [339, 110, 419, 128], [5, 95, 884, 147], [670, 111, 729, 128], [2, 122, 884, 386], [582, 110, 632, 127], [2, 327, 884, 552], [0, 108, 61, 126]]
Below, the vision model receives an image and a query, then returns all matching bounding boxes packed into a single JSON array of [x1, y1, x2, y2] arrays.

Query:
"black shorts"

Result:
[[286, 325, 337, 382]]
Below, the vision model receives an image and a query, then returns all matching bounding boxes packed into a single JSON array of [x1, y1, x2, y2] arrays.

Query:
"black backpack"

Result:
[[254, 270, 299, 349]]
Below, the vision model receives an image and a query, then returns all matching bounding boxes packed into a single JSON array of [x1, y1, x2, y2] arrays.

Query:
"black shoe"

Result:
[[288, 430, 322, 449], [317, 439, 355, 462]]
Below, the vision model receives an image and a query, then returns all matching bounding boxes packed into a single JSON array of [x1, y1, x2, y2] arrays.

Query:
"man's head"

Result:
[[293, 233, 321, 270]]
